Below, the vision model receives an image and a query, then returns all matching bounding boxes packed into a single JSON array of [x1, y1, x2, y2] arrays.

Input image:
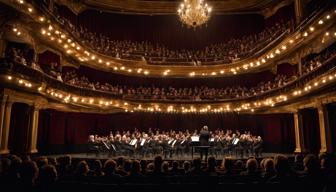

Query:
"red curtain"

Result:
[[8, 103, 31, 154], [264, 2, 295, 27], [277, 63, 298, 77], [38, 50, 60, 66], [300, 108, 321, 154], [38, 110, 295, 153], [327, 104, 336, 152]]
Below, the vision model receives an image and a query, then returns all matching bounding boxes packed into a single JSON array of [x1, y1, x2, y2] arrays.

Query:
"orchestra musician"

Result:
[[253, 136, 263, 157], [87, 128, 262, 159], [87, 135, 100, 156]]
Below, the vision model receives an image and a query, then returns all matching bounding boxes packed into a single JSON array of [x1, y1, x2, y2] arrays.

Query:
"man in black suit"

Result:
[[253, 136, 263, 157], [199, 126, 210, 161]]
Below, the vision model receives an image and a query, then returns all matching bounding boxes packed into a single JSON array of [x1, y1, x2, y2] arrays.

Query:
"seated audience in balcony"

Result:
[[61, 70, 294, 101], [54, 10, 292, 65]]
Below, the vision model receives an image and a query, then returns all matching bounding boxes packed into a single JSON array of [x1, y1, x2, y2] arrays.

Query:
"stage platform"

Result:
[[46, 152, 294, 161]]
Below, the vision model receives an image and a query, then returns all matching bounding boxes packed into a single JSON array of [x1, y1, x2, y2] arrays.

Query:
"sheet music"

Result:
[[130, 139, 137, 145], [233, 138, 239, 145], [191, 136, 199, 142], [140, 138, 146, 146], [172, 140, 177, 146]]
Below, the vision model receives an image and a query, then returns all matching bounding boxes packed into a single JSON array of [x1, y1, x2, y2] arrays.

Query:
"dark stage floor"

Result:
[[46, 152, 294, 161]]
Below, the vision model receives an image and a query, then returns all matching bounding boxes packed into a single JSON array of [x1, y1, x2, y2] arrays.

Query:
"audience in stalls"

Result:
[[53, 11, 292, 65], [63, 71, 293, 101], [0, 153, 335, 192]]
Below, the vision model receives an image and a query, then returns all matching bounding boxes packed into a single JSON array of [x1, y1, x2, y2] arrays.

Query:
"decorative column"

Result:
[[294, 0, 304, 25], [298, 55, 303, 76], [317, 104, 332, 153], [0, 32, 6, 58], [31, 51, 40, 71], [294, 111, 305, 153], [0, 95, 8, 149], [0, 100, 13, 154], [28, 105, 40, 153]]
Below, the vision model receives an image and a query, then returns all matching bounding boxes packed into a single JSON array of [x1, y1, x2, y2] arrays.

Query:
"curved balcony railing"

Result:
[[1, 52, 336, 105], [29, 0, 332, 68], [31, 1, 298, 67]]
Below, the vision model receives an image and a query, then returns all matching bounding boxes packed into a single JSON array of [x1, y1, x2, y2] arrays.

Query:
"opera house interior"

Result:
[[0, 0, 336, 191]]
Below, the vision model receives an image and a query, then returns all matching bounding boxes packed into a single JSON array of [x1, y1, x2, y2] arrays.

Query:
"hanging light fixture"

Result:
[[177, 0, 212, 29]]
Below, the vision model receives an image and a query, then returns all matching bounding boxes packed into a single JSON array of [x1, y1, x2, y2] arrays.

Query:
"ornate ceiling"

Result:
[[55, 0, 293, 17]]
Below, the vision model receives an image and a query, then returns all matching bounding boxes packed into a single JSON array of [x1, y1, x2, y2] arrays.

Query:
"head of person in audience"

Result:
[[303, 154, 320, 174], [39, 165, 58, 184], [140, 160, 147, 173], [274, 154, 290, 176], [20, 160, 39, 185], [183, 161, 191, 173], [222, 157, 234, 173], [294, 153, 303, 164], [104, 159, 117, 176], [48, 157, 58, 167], [124, 159, 132, 173], [59, 155, 72, 168], [161, 161, 169, 173], [234, 160, 244, 170], [8, 155, 22, 179], [92, 159, 103, 175], [130, 160, 141, 175], [154, 156, 163, 172], [192, 158, 202, 170], [116, 156, 125, 168], [318, 152, 333, 171], [75, 160, 89, 177], [36, 156, 48, 168], [0, 158, 11, 177], [260, 158, 267, 170], [207, 156, 217, 171], [171, 161, 179, 171], [147, 162, 154, 172], [246, 158, 258, 174], [264, 158, 275, 173]]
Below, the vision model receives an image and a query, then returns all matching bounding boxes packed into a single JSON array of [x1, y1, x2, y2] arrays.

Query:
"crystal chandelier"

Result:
[[177, 0, 212, 28]]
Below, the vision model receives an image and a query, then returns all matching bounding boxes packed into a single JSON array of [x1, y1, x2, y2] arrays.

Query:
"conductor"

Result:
[[199, 125, 210, 161]]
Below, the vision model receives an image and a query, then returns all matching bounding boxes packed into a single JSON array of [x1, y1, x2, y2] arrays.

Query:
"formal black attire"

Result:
[[199, 129, 210, 161]]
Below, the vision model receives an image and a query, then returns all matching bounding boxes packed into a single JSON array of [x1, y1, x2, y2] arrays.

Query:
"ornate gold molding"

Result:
[[55, 0, 286, 15]]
